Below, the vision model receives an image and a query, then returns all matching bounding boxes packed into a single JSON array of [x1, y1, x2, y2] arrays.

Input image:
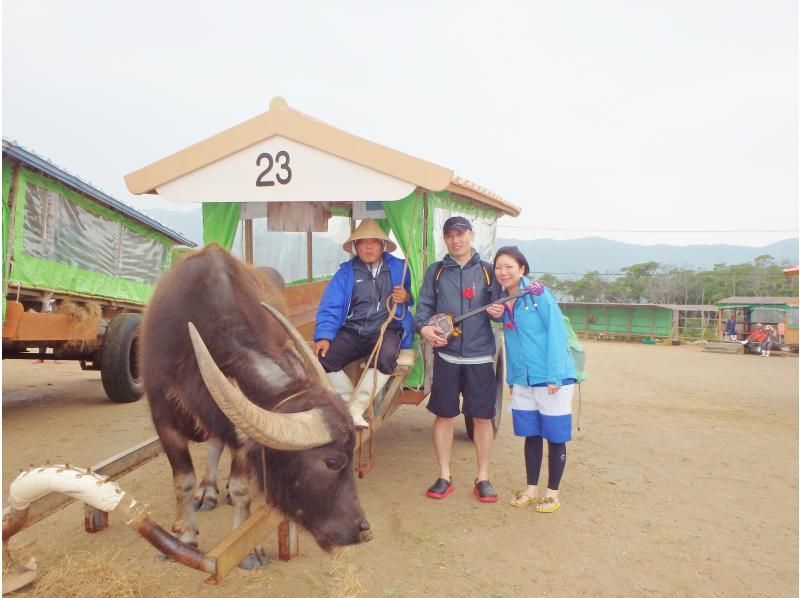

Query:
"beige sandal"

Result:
[[510, 492, 541, 508], [534, 496, 561, 513]]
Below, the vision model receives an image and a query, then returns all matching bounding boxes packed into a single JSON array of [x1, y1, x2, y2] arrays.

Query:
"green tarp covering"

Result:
[[383, 190, 427, 386], [202, 202, 241, 249], [7, 168, 173, 308], [2, 160, 13, 316]]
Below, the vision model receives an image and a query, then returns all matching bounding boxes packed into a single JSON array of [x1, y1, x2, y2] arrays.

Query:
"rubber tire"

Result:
[[465, 344, 505, 440], [101, 313, 144, 403]]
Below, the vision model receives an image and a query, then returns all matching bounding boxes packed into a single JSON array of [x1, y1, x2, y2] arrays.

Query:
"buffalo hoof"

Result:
[[239, 546, 269, 570], [192, 484, 219, 511]]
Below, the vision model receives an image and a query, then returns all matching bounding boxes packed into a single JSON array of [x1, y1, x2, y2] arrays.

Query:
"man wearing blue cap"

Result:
[[414, 216, 500, 503]]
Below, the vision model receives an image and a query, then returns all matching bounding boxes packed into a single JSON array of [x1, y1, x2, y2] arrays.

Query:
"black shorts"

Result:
[[319, 328, 402, 375], [427, 353, 497, 419]]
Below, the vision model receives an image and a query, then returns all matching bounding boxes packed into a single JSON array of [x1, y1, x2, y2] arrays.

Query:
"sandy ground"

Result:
[[2, 341, 798, 597]]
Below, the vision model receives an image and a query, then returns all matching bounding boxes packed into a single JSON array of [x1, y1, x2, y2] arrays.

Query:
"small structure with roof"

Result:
[[716, 296, 799, 350]]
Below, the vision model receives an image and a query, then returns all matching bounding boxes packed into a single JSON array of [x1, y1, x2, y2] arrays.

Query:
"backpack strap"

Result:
[[433, 261, 444, 294], [434, 261, 491, 292], [479, 262, 491, 286]]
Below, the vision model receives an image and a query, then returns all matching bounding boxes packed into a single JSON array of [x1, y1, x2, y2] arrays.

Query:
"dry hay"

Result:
[[28, 548, 167, 598], [53, 300, 102, 350], [53, 300, 102, 323], [327, 548, 366, 598]]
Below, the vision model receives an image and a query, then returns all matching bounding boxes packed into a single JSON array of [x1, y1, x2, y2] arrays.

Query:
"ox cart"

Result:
[[3, 98, 520, 587], [124, 96, 521, 477]]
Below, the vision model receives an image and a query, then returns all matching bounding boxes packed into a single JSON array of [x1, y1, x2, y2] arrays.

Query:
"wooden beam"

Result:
[[205, 505, 284, 585]]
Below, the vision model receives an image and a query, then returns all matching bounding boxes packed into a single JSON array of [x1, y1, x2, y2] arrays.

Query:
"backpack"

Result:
[[531, 295, 587, 384], [563, 315, 587, 384]]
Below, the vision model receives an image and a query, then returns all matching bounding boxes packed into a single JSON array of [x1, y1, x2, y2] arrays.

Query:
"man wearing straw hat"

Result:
[[313, 219, 414, 428]]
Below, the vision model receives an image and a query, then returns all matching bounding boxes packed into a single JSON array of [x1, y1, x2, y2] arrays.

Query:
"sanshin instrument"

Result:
[[426, 281, 544, 339]]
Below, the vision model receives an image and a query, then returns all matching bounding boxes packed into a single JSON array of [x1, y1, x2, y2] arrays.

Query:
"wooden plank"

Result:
[[2, 300, 24, 338], [20, 436, 163, 529], [267, 202, 330, 232], [3, 309, 98, 342], [205, 505, 284, 584]]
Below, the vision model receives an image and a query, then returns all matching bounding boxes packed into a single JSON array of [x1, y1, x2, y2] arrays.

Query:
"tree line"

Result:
[[540, 255, 798, 305]]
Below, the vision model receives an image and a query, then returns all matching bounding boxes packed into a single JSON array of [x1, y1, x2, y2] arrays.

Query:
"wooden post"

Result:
[[278, 521, 300, 561], [306, 230, 313, 282], [625, 309, 632, 341], [672, 308, 680, 344], [244, 219, 253, 264]]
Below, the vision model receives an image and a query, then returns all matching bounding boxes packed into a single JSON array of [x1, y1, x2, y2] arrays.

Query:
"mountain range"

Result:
[[144, 207, 798, 275], [496, 236, 799, 276]]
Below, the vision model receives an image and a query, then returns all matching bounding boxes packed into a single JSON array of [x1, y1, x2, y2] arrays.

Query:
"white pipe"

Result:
[[3, 464, 215, 575], [7, 465, 123, 513]]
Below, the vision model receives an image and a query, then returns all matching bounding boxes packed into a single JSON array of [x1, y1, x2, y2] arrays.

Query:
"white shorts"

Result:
[[509, 384, 574, 442]]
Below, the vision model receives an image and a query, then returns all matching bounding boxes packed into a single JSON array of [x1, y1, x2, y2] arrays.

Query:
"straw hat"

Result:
[[342, 219, 396, 254]]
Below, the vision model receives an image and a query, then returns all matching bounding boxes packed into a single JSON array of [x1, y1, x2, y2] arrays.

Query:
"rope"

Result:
[[352, 254, 410, 422], [351, 196, 418, 423]]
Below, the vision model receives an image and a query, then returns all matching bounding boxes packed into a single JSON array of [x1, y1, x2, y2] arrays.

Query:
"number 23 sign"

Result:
[[255, 151, 292, 187]]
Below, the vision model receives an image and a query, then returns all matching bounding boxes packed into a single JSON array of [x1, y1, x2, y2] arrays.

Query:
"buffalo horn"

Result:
[[187, 323, 334, 450], [260, 301, 335, 393]]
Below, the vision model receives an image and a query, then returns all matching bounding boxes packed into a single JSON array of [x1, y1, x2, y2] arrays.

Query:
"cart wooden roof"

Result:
[[124, 97, 520, 217]]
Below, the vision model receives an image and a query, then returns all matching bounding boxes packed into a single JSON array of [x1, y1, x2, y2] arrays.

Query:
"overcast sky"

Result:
[[3, 1, 797, 247]]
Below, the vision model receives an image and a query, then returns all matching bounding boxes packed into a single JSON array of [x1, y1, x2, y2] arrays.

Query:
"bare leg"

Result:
[[472, 417, 494, 481], [193, 437, 223, 511], [433, 416, 455, 480]]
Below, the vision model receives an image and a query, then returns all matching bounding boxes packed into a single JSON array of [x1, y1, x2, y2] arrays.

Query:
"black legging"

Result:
[[524, 436, 566, 491]]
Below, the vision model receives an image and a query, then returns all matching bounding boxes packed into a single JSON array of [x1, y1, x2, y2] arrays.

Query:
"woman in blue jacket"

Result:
[[488, 246, 576, 513]]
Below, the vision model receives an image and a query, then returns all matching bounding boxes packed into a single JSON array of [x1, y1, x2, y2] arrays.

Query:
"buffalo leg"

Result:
[[193, 437, 223, 511], [228, 446, 269, 569], [159, 426, 199, 546]]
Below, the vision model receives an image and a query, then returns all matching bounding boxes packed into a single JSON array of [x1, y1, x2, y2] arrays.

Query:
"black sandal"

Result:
[[473, 479, 498, 503], [426, 477, 454, 499]]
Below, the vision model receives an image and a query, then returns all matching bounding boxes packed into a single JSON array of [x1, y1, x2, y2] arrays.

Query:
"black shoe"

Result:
[[473, 479, 498, 503], [426, 477, 454, 499]]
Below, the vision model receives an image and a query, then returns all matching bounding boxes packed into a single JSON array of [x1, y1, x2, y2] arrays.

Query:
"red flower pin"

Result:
[[463, 284, 476, 300], [504, 322, 515, 330]]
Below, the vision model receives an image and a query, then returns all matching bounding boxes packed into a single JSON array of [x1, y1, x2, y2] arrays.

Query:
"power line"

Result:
[[536, 271, 798, 279], [498, 225, 799, 234]]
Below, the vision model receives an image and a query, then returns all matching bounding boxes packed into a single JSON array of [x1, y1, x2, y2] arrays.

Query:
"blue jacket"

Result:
[[314, 252, 414, 349], [501, 277, 576, 386]]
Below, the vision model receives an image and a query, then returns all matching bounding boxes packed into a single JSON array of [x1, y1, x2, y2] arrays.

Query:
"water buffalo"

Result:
[[140, 244, 371, 567]]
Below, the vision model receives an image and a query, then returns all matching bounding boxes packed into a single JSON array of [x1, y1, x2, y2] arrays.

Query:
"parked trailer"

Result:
[[2, 140, 196, 403]]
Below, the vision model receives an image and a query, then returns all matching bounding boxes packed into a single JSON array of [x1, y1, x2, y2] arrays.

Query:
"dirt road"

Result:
[[2, 341, 798, 596]]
